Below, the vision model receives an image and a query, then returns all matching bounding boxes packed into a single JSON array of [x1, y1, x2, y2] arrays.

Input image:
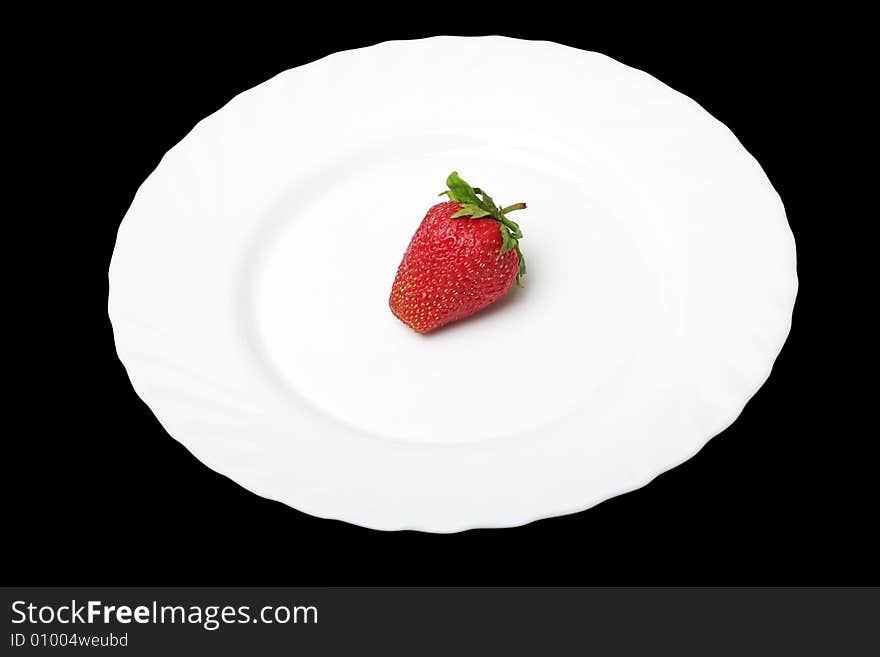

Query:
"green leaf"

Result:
[[501, 217, 523, 239], [515, 245, 526, 287], [478, 189, 497, 213], [498, 224, 515, 255], [446, 172, 481, 206], [451, 203, 494, 219]]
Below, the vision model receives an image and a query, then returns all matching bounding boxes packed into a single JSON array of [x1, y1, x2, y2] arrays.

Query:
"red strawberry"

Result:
[[389, 172, 527, 333]]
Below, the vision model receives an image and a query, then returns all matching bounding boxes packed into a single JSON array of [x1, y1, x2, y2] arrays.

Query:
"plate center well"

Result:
[[251, 144, 654, 445]]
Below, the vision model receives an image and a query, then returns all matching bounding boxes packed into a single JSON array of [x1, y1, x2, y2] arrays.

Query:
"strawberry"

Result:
[[389, 172, 527, 333]]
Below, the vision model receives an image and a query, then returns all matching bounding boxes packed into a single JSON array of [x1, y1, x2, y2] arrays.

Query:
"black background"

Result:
[[8, 15, 871, 585]]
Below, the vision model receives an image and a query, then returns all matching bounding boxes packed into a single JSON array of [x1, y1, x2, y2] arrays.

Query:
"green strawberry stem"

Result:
[[440, 171, 528, 287]]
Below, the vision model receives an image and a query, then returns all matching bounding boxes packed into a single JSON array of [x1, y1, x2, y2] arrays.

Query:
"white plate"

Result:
[[109, 36, 797, 532]]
